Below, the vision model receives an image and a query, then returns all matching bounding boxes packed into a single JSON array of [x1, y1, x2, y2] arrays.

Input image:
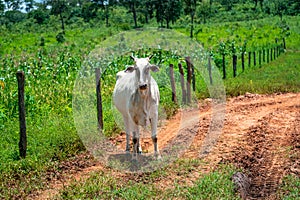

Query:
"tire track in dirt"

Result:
[[31, 93, 300, 199], [230, 106, 299, 199]]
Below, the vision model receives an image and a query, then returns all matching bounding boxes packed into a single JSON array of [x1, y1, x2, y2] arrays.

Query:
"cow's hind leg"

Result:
[[123, 115, 130, 153]]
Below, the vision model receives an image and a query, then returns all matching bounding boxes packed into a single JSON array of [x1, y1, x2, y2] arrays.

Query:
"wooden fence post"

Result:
[[185, 57, 192, 104], [241, 52, 245, 72], [270, 48, 273, 61], [169, 64, 177, 104], [259, 50, 262, 66], [191, 63, 196, 92], [233, 54, 237, 77], [248, 52, 251, 67], [178, 63, 186, 104], [17, 71, 27, 159], [208, 56, 213, 84], [267, 48, 270, 63], [275, 38, 278, 58], [253, 51, 256, 66], [95, 68, 103, 131], [222, 54, 226, 79]]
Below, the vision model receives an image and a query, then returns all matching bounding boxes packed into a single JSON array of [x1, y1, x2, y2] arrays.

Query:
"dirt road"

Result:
[[33, 92, 300, 199]]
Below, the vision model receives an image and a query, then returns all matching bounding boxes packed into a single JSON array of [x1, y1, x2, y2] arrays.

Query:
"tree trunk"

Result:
[[59, 12, 65, 34], [131, 2, 137, 28], [105, 5, 109, 27], [190, 12, 194, 38], [166, 18, 170, 29]]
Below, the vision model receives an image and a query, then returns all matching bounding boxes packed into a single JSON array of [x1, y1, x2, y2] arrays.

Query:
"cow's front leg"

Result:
[[125, 132, 130, 153], [137, 138, 142, 154], [151, 113, 161, 159], [132, 125, 140, 160]]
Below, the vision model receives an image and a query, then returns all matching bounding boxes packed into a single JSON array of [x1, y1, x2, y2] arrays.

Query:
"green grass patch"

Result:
[[0, 114, 85, 199], [56, 164, 239, 199], [224, 50, 300, 96], [278, 175, 300, 199]]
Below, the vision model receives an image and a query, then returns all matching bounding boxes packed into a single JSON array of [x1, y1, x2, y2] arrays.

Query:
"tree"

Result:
[[120, 0, 139, 28], [219, 0, 234, 11], [3, 0, 23, 11], [253, 0, 263, 10], [197, 0, 211, 24], [24, 0, 34, 12], [89, 0, 118, 27], [183, 0, 197, 38], [0, 1, 5, 15], [153, 0, 181, 28], [81, 1, 98, 22], [138, 0, 154, 24], [165, 0, 181, 28], [4, 10, 26, 23], [48, 0, 70, 33], [273, 0, 288, 20], [28, 4, 50, 24]]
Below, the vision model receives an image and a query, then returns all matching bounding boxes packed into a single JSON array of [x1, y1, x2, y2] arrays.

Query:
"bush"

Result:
[[56, 32, 65, 43]]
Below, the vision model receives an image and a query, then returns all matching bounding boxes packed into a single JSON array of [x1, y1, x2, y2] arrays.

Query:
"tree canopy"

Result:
[[0, 0, 299, 35]]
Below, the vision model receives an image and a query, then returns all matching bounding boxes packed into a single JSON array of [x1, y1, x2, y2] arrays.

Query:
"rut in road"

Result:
[[31, 93, 300, 200]]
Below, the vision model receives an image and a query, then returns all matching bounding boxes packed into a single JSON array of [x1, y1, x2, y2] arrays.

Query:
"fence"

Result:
[[218, 40, 285, 79], [15, 41, 285, 157]]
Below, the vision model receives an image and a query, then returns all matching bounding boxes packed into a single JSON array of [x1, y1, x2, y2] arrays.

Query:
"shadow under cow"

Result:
[[107, 153, 165, 172]]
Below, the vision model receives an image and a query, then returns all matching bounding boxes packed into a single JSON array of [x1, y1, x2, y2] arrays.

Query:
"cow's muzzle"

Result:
[[139, 83, 148, 90]]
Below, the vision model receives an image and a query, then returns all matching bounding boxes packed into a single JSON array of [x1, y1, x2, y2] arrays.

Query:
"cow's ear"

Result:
[[125, 66, 135, 73], [149, 65, 159, 72]]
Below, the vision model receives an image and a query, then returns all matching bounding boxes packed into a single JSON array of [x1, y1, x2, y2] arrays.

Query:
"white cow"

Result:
[[113, 56, 160, 160]]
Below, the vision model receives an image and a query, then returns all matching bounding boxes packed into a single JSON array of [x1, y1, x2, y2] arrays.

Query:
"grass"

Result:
[[224, 50, 300, 96], [0, 114, 85, 199], [278, 175, 300, 199], [55, 163, 239, 199]]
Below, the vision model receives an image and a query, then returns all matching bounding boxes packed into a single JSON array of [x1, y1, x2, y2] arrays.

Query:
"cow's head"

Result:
[[125, 56, 159, 95]]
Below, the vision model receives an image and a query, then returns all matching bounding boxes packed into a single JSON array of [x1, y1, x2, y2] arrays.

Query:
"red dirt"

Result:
[[31, 92, 300, 200]]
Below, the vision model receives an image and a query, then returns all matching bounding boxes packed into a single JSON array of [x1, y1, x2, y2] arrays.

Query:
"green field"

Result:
[[0, 1, 299, 199]]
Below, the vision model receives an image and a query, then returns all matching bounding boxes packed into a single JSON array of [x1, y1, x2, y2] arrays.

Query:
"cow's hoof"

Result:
[[154, 153, 162, 160], [131, 157, 138, 163]]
